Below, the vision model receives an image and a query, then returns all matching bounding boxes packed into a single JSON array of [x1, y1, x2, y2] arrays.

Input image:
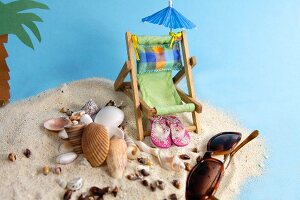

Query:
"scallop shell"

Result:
[[64, 123, 86, 154], [124, 134, 140, 160], [56, 152, 78, 165], [44, 117, 71, 131], [66, 177, 83, 191], [106, 137, 127, 179], [94, 106, 124, 127], [82, 123, 110, 167]]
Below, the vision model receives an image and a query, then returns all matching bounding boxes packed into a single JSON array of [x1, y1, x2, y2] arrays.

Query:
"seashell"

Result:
[[57, 178, 67, 189], [70, 110, 85, 121], [56, 152, 78, 165], [58, 129, 68, 139], [67, 177, 83, 191], [158, 154, 185, 172], [80, 114, 93, 125], [8, 153, 16, 162], [107, 127, 124, 139], [94, 106, 124, 127], [72, 120, 79, 125], [64, 123, 86, 154], [82, 123, 110, 167], [106, 137, 127, 179], [135, 141, 159, 157], [59, 141, 74, 153], [44, 117, 71, 131], [81, 99, 100, 116], [42, 165, 50, 175], [124, 134, 140, 160]]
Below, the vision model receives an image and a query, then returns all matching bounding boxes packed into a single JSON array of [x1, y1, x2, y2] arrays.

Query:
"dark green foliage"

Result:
[[0, 0, 49, 49]]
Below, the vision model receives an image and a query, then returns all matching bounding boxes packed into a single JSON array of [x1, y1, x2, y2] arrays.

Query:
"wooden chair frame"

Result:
[[114, 31, 202, 141]]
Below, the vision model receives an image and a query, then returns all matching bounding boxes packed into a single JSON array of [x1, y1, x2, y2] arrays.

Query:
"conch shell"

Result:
[[135, 141, 184, 171], [106, 136, 127, 179], [158, 154, 185, 172], [135, 141, 159, 157], [124, 134, 140, 160]]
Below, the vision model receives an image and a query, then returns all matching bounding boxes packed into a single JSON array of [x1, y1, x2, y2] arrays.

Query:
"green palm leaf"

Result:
[[6, 0, 48, 12], [0, 0, 48, 49], [23, 21, 41, 42], [15, 24, 34, 49]]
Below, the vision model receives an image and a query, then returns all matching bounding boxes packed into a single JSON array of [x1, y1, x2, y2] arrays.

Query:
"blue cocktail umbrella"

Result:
[[142, 0, 196, 31]]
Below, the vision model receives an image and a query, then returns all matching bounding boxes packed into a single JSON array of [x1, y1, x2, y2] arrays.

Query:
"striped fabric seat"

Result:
[[133, 35, 183, 74]]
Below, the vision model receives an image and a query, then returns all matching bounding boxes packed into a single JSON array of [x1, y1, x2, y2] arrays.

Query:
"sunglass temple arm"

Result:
[[230, 130, 259, 159]]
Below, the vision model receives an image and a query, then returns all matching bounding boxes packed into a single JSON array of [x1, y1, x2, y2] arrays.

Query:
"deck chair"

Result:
[[114, 31, 202, 141]]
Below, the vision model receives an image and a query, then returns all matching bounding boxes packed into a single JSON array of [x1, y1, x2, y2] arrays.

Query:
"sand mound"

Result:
[[0, 78, 266, 200]]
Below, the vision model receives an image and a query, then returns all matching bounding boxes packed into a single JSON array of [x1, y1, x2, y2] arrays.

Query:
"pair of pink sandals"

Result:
[[150, 116, 190, 148]]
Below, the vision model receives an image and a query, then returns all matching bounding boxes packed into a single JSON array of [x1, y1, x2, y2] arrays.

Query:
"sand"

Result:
[[0, 78, 266, 200]]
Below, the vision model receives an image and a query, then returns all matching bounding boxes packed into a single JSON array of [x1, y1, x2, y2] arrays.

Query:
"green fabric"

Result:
[[137, 35, 173, 45], [138, 71, 195, 115]]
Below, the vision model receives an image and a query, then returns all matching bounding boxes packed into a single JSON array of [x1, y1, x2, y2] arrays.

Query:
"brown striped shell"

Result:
[[64, 122, 86, 154], [82, 123, 109, 167]]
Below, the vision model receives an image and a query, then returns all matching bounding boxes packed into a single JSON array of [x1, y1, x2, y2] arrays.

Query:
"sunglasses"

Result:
[[185, 130, 259, 200]]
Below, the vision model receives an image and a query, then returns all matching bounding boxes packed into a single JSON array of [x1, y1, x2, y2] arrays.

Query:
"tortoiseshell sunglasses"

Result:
[[186, 130, 259, 200]]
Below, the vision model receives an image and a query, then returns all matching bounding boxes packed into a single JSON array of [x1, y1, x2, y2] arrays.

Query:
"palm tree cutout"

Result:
[[0, 0, 48, 106]]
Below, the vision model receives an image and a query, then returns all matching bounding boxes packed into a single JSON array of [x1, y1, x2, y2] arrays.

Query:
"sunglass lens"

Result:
[[207, 132, 241, 152], [186, 159, 223, 199]]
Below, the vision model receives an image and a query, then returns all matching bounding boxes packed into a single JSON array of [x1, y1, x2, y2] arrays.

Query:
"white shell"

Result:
[[158, 154, 185, 172], [135, 141, 159, 157], [58, 129, 68, 139], [80, 114, 93, 125], [56, 152, 78, 165], [124, 134, 140, 160], [57, 179, 67, 189], [107, 127, 124, 139], [66, 177, 83, 191], [94, 106, 124, 127]]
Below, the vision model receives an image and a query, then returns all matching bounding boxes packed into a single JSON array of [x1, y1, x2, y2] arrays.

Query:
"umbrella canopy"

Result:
[[142, 0, 196, 30]]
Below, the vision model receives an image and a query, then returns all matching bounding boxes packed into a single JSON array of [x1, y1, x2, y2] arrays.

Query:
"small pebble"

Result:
[[184, 162, 192, 172], [141, 180, 149, 187], [23, 149, 31, 158], [63, 189, 72, 200], [191, 147, 199, 153], [137, 157, 153, 166], [8, 153, 16, 162], [42, 165, 50, 175], [126, 174, 138, 180], [179, 154, 190, 160], [111, 186, 118, 197], [150, 183, 156, 192], [90, 186, 106, 196], [172, 180, 181, 189], [169, 193, 178, 200], [156, 180, 165, 190], [140, 169, 150, 176]]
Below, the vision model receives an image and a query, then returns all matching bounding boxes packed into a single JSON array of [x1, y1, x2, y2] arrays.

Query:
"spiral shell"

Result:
[[64, 123, 86, 154], [124, 134, 140, 160], [82, 123, 109, 167]]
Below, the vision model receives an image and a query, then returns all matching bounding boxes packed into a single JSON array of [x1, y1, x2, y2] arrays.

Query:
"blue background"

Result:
[[3, 0, 300, 199]]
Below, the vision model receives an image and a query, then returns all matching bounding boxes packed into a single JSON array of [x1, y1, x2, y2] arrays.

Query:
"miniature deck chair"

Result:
[[114, 31, 202, 141]]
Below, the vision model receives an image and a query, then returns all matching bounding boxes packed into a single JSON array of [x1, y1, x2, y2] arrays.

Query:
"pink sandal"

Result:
[[150, 116, 171, 148], [165, 116, 190, 147]]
